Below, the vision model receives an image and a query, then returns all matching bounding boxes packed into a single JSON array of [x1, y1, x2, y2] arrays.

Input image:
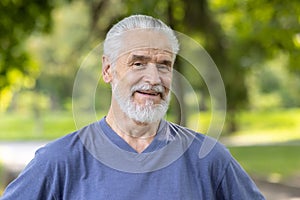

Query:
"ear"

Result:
[[102, 55, 113, 83]]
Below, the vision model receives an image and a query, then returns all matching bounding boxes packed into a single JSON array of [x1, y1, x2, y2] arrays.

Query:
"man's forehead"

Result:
[[120, 29, 174, 54], [128, 49, 173, 58]]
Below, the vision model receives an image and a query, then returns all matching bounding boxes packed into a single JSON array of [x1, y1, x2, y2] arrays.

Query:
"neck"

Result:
[[106, 106, 160, 153]]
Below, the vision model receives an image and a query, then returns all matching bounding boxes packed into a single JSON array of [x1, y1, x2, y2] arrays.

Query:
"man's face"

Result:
[[110, 29, 175, 123]]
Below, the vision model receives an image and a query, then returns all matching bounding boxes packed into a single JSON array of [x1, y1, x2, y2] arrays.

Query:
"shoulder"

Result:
[[168, 123, 237, 189], [170, 122, 231, 160], [34, 120, 104, 167], [36, 131, 80, 159], [34, 121, 98, 167]]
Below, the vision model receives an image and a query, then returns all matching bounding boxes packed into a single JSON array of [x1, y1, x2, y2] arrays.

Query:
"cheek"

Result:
[[162, 75, 172, 90], [122, 71, 144, 87], [114, 73, 138, 96]]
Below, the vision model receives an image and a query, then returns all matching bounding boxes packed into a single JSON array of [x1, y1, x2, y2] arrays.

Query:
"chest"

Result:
[[54, 157, 215, 200]]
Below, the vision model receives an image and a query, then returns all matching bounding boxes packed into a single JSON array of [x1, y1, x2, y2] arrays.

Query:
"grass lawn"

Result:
[[0, 112, 77, 140], [0, 111, 109, 140], [229, 145, 300, 181], [230, 109, 300, 144], [189, 108, 300, 144]]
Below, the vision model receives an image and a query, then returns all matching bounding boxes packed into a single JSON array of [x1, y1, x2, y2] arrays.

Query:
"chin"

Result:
[[124, 100, 168, 124]]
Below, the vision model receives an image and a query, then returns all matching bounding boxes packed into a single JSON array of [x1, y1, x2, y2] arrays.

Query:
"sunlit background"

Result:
[[1, 0, 300, 199]]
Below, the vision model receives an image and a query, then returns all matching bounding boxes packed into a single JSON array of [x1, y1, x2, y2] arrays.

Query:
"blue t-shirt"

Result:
[[1, 118, 265, 200]]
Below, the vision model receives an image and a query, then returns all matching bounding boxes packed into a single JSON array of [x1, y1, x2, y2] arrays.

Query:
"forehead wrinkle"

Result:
[[129, 54, 173, 66], [118, 48, 174, 67], [131, 54, 151, 62], [129, 49, 173, 59]]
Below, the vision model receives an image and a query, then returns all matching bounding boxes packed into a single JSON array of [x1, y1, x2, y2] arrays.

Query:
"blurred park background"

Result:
[[0, 0, 300, 198]]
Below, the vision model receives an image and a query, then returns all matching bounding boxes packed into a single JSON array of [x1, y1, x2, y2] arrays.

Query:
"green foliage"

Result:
[[0, 0, 54, 110], [26, 1, 90, 110], [209, 0, 300, 113], [211, 0, 300, 69], [248, 53, 300, 109], [24, 0, 124, 112], [2, 0, 300, 130]]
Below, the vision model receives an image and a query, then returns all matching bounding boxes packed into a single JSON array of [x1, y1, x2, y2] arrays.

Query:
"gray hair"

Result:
[[103, 15, 179, 64]]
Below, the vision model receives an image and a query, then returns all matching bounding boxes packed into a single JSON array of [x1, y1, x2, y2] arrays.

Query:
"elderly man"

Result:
[[1, 15, 265, 199]]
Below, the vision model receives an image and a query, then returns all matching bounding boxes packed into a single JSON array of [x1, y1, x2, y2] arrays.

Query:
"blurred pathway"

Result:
[[255, 179, 300, 200], [220, 136, 300, 147], [0, 141, 47, 173]]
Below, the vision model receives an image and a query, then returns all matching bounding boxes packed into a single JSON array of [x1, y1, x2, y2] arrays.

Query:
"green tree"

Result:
[[27, 1, 90, 110], [69, 0, 300, 132], [5, 0, 299, 134], [26, 0, 120, 111], [210, 0, 300, 130], [0, 0, 54, 111], [123, 0, 300, 131]]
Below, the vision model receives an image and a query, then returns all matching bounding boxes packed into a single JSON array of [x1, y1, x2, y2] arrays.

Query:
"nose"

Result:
[[144, 63, 161, 85]]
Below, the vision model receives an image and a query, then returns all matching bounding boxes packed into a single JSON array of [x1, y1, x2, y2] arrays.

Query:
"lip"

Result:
[[136, 90, 160, 96], [134, 90, 163, 101]]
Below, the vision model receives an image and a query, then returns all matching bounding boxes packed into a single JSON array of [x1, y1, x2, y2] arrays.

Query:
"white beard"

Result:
[[112, 82, 170, 123]]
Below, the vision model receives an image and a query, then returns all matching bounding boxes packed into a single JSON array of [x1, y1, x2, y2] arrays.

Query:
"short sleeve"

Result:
[[216, 157, 265, 200]]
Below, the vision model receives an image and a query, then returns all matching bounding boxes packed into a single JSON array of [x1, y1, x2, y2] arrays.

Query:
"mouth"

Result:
[[131, 84, 166, 100], [134, 90, 164, 100], [136, 90, 161, 96]]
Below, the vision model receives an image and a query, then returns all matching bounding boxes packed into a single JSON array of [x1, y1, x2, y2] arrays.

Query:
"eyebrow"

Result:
[[130, 54, 172, 66], [130, 55, 151, 62], [158, 60, 172, 66]]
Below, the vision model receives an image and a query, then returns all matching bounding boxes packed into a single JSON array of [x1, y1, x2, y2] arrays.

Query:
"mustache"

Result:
[[131, 84, 165, 93]]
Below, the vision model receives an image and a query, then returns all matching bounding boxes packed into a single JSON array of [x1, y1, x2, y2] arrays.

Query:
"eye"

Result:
[[157, 64, 171, 72], [134, 62, 143, 66], [132, 62, 147, 69]]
